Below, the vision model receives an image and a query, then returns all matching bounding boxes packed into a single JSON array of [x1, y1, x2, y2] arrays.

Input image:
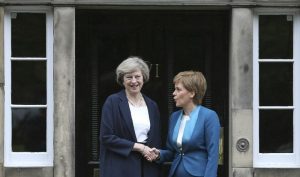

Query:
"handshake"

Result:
[[140, 145, 160, 162]]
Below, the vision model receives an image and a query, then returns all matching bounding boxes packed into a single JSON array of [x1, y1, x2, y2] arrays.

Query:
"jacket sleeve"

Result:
[[100, 96, 135, 157], [204, 111, 220, 177], [158, 137, 175, 163]]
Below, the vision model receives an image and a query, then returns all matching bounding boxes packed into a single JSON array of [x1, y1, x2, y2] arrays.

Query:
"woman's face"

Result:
[[123, 70, 144, 95], [173, 81, 194, 108]]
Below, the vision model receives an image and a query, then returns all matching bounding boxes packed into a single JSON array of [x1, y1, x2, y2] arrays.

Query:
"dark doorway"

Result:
[[75, 9, 229, 177]]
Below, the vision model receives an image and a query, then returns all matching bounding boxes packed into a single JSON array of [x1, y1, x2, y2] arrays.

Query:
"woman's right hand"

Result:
[[144, 147, 160, 161], [133, 143, 159, 162]]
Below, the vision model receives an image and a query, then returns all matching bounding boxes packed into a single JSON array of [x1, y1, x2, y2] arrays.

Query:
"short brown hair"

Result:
[[173, 71, 207, 104]]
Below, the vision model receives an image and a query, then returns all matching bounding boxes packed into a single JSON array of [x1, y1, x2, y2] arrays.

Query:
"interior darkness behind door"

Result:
[[76, 10, 229, 177]]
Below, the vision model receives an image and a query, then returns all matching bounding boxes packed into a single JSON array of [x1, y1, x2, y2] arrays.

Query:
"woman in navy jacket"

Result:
[[100, 57, 161, 177], [152, 71, 220, 177]]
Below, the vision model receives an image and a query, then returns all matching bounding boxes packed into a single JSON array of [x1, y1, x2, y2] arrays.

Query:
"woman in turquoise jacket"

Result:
[[151, 71, 220, 177]]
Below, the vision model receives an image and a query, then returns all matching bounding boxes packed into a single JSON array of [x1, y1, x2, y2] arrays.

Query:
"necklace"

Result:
[[126, 94, 144, 107]]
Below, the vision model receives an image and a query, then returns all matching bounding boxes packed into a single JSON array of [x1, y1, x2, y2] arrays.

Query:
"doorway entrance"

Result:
[[75, 9, 229, 177]]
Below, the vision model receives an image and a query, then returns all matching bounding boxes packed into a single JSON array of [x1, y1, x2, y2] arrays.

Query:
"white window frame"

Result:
[[4, 7, 53, 167], [253, 8, 300, 168]]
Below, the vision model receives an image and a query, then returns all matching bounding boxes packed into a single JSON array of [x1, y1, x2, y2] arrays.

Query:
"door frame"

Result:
[[75, 8, 230, 177]]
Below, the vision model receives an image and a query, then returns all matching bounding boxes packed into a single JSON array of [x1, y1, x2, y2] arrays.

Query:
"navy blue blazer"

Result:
[[159, 105, 220, 177], [100, 90, 161, 177]]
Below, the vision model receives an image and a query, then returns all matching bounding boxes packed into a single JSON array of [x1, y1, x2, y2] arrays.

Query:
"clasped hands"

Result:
[[141, 145, 160, 162]]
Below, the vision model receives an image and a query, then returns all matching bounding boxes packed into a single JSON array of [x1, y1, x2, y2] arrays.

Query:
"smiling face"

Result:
[[123, 70, 144, 95], [173, 81, 195, 108]]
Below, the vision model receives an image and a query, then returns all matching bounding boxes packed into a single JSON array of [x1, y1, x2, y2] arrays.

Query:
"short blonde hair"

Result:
[[173, 71, 207, 105], [116, 56, 150, 85]]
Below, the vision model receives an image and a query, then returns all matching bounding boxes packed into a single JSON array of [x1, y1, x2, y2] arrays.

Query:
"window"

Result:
[[4, 7, 53, 167], [253, 9, 300, 168]]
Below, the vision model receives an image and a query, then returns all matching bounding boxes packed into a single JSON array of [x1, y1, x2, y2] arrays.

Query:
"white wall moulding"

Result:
[[254, 168, 300, 177], [0, 7, 4, 85], [0, 87, 4, 165], [232, 168, 253, 177], [53, 7, 75, 177], [0, 0, 299, 7], [4, 167, 53, 177], [0, 7, 4, 169]]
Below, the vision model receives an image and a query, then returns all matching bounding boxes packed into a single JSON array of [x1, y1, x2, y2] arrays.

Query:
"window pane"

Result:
[[259, 15, 293, 59], [11, 13, 46, 57], [12, 61, 46, 104], [259, 62, 293, 106], [259, 110, 293, 153], [12, 108, 46, 152]]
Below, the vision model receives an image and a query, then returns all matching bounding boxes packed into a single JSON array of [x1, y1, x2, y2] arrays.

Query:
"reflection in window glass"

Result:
[[259, 15, 293, 59], [11, 13, 46, 57], [259, 110, 293, 153], [12, 61, 46, 104], [259, 62, 293, 106], [12, 108, 46, 152]]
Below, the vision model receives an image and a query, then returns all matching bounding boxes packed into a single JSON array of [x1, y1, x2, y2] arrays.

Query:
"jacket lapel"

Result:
[[118, 90, 137, 142], [184, 106, 203, 151], [169, 111, 182, 151]]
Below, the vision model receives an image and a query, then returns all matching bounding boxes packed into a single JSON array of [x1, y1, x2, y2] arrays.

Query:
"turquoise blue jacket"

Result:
[[159, 105, 220, 177]]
